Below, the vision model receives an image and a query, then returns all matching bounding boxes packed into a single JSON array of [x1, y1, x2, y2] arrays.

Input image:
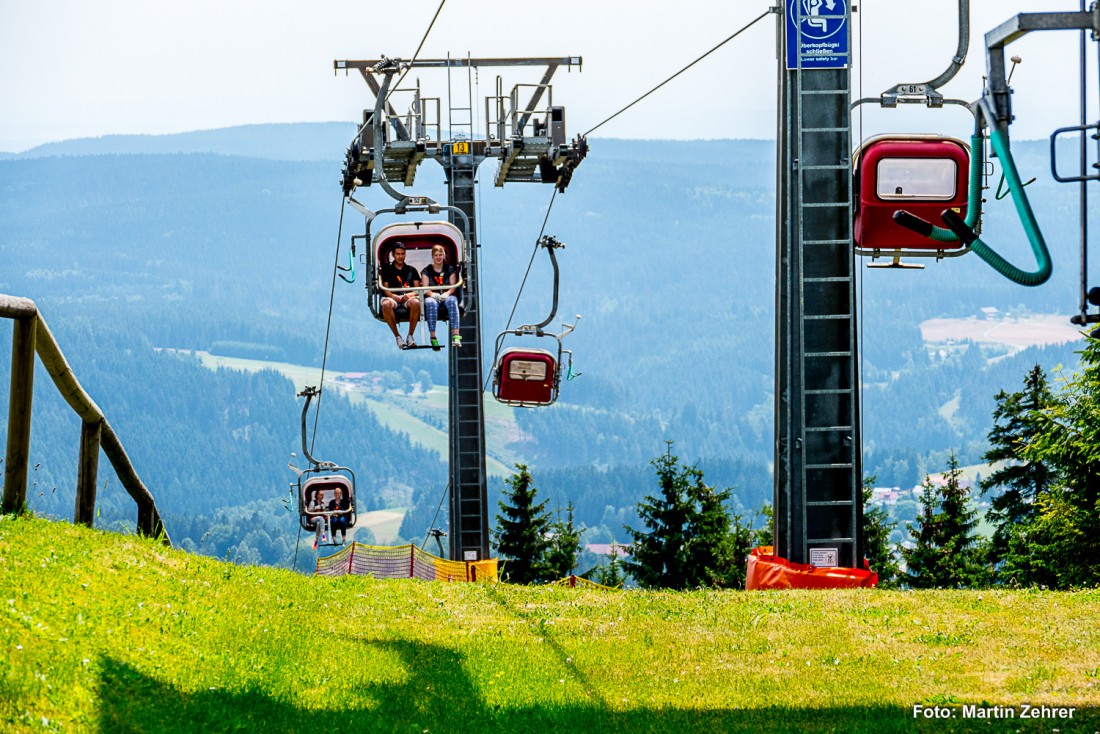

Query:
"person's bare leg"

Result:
[[406, 298, 421, 339], [382, 299, 400, 338]]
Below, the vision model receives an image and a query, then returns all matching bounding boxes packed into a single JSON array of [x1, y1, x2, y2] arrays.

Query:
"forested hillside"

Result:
[[0, 124, 1092, 569]]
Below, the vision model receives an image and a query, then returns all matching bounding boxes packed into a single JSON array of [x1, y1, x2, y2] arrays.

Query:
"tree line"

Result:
[[493, 340, 1100, 590]]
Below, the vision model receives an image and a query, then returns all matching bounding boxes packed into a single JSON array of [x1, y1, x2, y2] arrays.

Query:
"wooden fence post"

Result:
[[74, 419, 102, 526], [3, 315, 36, 515]]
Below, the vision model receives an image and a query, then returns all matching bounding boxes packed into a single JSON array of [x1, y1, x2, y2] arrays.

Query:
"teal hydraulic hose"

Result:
[[924, 133, 984, 242], [961, 128, 1052, 286]]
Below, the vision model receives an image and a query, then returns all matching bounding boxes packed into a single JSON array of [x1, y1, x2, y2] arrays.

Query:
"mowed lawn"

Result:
[[2, 515, 1099, 733]]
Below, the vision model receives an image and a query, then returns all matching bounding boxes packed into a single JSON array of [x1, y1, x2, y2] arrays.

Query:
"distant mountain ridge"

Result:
[[7, 122, 358, 161]]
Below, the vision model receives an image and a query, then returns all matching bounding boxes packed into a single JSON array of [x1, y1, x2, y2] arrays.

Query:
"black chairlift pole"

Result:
[[774, 1, 863, 568], [337, 55, 584, 562]]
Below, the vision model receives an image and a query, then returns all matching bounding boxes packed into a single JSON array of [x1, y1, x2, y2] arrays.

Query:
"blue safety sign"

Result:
[[785, 0, 849, 70]]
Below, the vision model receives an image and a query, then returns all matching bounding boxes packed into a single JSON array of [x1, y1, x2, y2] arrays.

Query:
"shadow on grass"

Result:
[[96, 643, 1098, 734]]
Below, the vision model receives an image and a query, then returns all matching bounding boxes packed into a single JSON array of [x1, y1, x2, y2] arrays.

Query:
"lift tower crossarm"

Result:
[[335, 57, 582, 70], [984, 7, 1100, 135], [336, 57, 580, 137]]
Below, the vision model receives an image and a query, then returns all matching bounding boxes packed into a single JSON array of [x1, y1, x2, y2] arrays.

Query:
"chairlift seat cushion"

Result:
[[854, 136, 969, 251]]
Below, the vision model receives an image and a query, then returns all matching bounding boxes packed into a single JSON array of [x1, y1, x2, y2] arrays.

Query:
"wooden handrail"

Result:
[[1, 294, 169, 545]]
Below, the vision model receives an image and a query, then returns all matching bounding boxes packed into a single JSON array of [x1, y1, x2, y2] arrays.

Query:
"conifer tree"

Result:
[[980, 365, 1056, 570], [754, 503, 774, 548], [861, 476, 900, 587], [902, 455, 983, 588], [625, 442, 741, 589], [493, 464, 551, 584], [1013, 339, 1100, 588], [901, 478, 942, 589], [934, 454, 984, 587], [624, 444, 693, 589], [684, 479, 735, 588], [596, 545, 626, 588], [726, 510, 759, 590], [544, 502, 583, 580]]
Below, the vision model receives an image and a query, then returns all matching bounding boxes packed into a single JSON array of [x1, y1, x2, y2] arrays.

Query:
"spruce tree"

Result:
[[1014, 339, 1100, 588], [596, 545, 626, 588], [726, 510, 759, 590], [624, 444, 693, 589], [544, 502, 583, 580], [902, 455, 983, 588], [901, 477, 942, 589], [493, 464, 551, 584], [625, 442, 740, 589], [935, 455, 984, 587], [861, 476, 900, 587], [684, 478, 735, 588], [980, 365, 1056, 571]]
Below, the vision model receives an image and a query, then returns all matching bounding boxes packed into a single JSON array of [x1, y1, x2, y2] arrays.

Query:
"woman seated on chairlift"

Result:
[[420, 244, 462, 349], [328, 486, 352, 545], [308, 490, 329, 549]]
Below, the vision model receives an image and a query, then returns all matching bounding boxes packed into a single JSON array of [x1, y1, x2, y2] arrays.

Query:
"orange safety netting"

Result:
[[315, 542, 498, 583], [745, 546, 878, 590]]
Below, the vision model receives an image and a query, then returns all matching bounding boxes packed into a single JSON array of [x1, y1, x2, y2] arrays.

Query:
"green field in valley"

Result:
[[3, 515, 1099, 733], [186, 350, 519, 477]]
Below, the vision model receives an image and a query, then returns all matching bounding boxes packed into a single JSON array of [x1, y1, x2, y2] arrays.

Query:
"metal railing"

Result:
[[1, 294, 169, 544]]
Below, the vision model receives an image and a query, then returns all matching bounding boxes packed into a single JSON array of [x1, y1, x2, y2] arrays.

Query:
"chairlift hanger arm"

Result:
[[984, 7, 1100, 135], [296, 387, 325, 469], [371, 70, 410, 202], [923, 0, 970, 91], [862, 0, 970, 108]]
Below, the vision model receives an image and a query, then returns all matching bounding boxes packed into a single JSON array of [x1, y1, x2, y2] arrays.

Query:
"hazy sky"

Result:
[[1, 0, 1094, 150]]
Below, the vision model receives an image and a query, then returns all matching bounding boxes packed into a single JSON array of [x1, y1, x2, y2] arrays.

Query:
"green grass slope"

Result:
[[2, 515, 1099, 733]]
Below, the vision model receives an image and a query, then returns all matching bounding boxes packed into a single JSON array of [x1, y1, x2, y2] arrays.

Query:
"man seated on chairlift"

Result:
[[380, 242, 421, 350], [328, 486, 352, 544]]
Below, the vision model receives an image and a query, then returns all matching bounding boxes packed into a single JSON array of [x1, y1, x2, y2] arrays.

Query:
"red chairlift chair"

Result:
[[853, 134, 971, 257], [490, 235, 579, 408]]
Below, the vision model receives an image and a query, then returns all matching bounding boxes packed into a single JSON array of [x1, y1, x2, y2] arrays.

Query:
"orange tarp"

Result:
[[745, 546, 878, 590]]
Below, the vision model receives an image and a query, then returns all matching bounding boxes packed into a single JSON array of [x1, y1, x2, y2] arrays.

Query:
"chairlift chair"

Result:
[[345, 196, 472, 350], [853, 134, 972, 257], [369, 219, 466, 327], [490, 235, 579, 408], [493, 343, 564, 407], [292, 387, 358, 548]]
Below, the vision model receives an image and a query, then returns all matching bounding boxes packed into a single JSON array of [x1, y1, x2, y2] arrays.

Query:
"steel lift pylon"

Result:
[[336, 55, 586, 561], [774, 1, 863, 568]]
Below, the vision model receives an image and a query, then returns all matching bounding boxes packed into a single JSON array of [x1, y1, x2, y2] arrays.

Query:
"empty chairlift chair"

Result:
[[490, 235, 579, 408], [853, 135, 972, 258]]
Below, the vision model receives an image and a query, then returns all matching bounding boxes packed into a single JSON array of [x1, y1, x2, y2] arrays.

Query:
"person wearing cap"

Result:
[[379, 243, 421, 349]]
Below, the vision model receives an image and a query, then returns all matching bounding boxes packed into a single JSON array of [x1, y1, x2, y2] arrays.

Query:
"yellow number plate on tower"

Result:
[[453, 142, 470, 155]]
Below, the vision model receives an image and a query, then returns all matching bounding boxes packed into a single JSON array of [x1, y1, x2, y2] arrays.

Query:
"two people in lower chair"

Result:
[[380, 243, 461, 351], [307, 486, 352, 549]]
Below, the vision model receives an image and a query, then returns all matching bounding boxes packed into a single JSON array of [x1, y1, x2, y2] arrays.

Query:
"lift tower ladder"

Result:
[[444, 58, 489, 562], [775, 2, 863, 568], [336, 56, 585, 563]]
